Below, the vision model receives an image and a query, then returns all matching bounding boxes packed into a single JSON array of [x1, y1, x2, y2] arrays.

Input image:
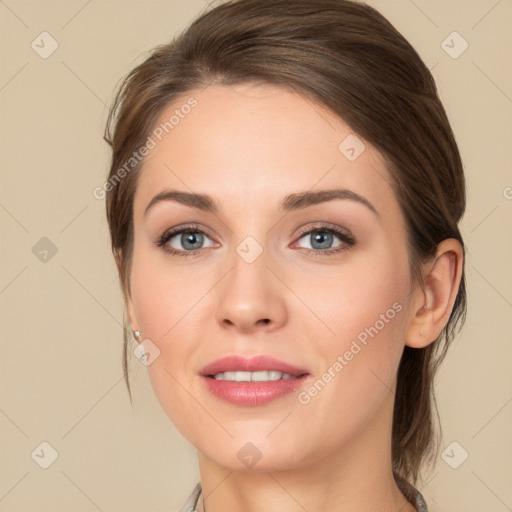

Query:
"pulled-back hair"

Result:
[[104, 0, 467, 486]]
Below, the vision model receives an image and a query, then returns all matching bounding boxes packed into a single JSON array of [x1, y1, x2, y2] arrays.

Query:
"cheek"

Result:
[[130, 264, 204, 442], [297, 245, 410, 404], [291, 272, 410, 446], [129, 245, 200, 338], [128, 248, 211, 411], [302, 240, 410, 348]]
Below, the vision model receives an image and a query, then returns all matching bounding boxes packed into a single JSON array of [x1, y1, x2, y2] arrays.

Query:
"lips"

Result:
[[199, 355, 311, 406], [199, 355, 309, 378]]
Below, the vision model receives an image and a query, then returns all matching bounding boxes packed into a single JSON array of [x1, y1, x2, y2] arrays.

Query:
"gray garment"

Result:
[[178, 482, 201, 512], [178, 478, 428, 512]]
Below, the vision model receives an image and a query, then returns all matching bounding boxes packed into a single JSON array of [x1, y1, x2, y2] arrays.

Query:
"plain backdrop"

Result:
[[1, 1, 511, 511]]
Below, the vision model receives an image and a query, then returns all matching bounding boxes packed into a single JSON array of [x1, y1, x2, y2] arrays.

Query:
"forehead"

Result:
[[134, 83, 397, 219]]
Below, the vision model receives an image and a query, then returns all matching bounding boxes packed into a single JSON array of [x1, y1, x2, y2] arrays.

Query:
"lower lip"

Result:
[[201, 374, 310, 406]]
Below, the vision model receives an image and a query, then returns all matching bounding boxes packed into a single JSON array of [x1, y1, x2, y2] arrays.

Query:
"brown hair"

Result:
[[103, 0, 467, 486]]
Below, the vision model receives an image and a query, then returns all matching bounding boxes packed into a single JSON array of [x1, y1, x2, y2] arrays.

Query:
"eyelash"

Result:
[[154, 223, 356, 258]]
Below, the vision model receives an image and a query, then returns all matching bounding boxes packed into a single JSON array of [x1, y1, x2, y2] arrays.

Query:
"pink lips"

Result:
[[199, 355, 311, 407]]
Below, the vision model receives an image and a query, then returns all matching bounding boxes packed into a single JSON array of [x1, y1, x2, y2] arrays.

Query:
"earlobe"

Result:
[[405, 238, 463, 349], [126, 294, 140, 335]]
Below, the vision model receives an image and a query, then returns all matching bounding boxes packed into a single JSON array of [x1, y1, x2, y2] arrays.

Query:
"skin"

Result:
[[123, 83, 463, 512]]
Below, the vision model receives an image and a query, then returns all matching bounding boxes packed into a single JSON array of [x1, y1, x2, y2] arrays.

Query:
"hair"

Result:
[[103, 0, 467, 487]]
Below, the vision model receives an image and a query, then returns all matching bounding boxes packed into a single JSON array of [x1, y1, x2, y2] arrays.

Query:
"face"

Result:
[[126, 83, 416, 471]]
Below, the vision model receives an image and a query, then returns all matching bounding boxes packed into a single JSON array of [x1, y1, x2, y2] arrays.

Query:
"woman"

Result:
[[103, 0, 467, 510]]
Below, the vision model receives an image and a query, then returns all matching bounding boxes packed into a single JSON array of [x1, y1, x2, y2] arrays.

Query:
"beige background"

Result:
[[1, 1, 511, 511]]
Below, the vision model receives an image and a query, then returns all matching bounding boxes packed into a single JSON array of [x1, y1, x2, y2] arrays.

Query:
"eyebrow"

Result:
[[143, 188, 379, 217]]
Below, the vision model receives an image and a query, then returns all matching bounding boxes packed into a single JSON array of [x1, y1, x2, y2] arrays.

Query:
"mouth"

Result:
[[199, 355, 311, 406]]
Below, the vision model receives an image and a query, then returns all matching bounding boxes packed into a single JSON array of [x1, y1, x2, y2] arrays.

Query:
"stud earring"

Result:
[[133, 330, 143, 342]]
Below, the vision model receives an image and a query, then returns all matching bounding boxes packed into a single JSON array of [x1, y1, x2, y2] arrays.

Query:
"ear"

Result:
[[114, 248, 140, 335], [126, 292, 140, 336], [405, 238, 464, 349]]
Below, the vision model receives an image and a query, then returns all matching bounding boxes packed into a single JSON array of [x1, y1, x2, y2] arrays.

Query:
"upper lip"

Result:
[[200, 355, 309, 377]]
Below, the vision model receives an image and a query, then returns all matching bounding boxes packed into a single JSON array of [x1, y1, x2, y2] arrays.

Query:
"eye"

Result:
[[155, 225, 216, 256], [155, 223, 356, 258], [294, 225, 356, 255]]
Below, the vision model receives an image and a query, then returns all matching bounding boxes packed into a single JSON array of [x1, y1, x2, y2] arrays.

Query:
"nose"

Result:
[[214, 247, 287, 334]]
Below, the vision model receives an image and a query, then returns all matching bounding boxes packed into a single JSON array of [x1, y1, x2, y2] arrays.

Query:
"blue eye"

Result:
[[298, 230, 339, 250], [156, 226, 215, 257], [170, 231, 210, 251], [156, 224, 356, 258], [294, 225, 356, 255]]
